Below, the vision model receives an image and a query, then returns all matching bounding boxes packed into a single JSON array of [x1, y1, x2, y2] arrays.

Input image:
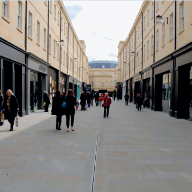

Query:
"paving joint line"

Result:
[[91, 106, 101, 192]]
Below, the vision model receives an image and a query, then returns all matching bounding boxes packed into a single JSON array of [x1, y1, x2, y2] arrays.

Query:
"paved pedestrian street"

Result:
[[0, 101, 192, 192]]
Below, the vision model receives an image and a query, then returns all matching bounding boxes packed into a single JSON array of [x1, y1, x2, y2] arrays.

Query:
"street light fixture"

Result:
[[131, 51, 135, 57], [156, 15, 168, 24]]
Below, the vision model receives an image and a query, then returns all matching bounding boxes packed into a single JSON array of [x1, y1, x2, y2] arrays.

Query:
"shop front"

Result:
[[27, 53, 49, 114], [0, 37, 26, 116], [77, 82, 80, 100], [69, 76, 74, 91], [60, 72, 66, 93], [122, 81, 126, 100], [143, 69, 152, 108], [133, 74, 141, 103], [153, 57, 173, 114], [74, 79, 77, 96], [48, 67, 58, 104], [174, 47, 192, 120]]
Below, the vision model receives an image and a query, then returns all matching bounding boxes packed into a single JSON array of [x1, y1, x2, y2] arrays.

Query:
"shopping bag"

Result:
[[85, 104, 88, 109], [15, 113, 20, 127], [62, 101, 66, 108]]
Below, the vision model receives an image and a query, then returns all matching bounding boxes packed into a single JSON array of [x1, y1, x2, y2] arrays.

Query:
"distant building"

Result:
[[89, 60, 118, 69]]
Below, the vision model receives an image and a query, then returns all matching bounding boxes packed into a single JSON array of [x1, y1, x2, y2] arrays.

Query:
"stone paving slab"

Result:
[[95, 100, 192, 192]]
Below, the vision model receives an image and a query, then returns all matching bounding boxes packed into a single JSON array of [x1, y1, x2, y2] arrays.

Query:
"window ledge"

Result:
[[17, 28, 23, 33], [28, 36, 33, 41], [156, 49, 159, 53], [151, 17, 154, 20], [43, 48, 46, 51], [162, 44, 165, 48], [54, 18, 56, 21], [2, 16, 10, 24], [169, 38, 174, 43], [156, 8, 159, 12], [178, 29, 184, 35], [49, 53, 51, 55], [53, 56, 55, 58], [44, 2, 47, 6], [36, 43, 40, 47]]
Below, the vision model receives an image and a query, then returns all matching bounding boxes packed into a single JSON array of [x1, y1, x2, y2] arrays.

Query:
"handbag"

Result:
[[85, 104, 88, 109], [15, 113, 20, 127], [0, 109, 4, 126], [62, 101, 66, 108], [43, 102, 46, 106]]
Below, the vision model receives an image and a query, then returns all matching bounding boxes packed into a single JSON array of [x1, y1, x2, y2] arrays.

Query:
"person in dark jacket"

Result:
[[113, 92, 116, 101], [0, 90, 4, 109], [90, 92, 93, 106], [3, 89, 19, 131], [95, 92, 99, 106], [43, 91, 50, 112], [52, 91, 63, 130], [80, 91, 86, 110], [66, 89, 76, 132], [136, 93, 143, 111], [87, 92, 91, 108], [124, 93, 129, 105]]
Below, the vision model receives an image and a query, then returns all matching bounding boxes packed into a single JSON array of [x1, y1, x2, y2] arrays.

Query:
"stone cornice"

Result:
[[26, 52, 50, 66]]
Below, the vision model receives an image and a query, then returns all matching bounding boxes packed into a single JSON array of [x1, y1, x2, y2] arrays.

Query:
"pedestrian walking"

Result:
[[117, 92, 119, 101], [76, 99, 79, 110], [124, 93, 129, 105], [95, 92, 99, 106], [103, 93, 112, 118], [136, 93, 143, 111], [143, 91, 149, 108], [66, 89, 76, 132], [87, 92, 91, 108], [0, 90, 4, 109], [99, 95, 103, 106], [43, 91, 50, 112], [52, 91, 64, 130], [114, 92, 116, 101], [90, 92, 93, 106], [80, 91, 86, 110], [3, 89, 19, 131]]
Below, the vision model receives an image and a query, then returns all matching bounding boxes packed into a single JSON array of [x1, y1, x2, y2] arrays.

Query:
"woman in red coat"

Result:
[[103, 93, 112, 118]]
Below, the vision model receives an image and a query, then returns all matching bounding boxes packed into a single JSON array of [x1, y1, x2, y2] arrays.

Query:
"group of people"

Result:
[[80, 91, 94, 110]]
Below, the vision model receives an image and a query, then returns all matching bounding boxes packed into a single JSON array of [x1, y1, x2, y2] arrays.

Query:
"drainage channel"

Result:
[[91, 107, 101, 192]]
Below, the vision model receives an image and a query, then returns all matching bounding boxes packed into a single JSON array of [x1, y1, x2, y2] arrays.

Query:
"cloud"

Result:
[[108, 53, 117, 58], [65, 5, 83, 20], [104, 37, 113, 41], [91, 32, 97, 36]]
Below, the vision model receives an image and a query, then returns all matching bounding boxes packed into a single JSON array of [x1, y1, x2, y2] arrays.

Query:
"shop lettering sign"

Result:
[[39, 65, 47, 73], [134, 76, 141, 82]]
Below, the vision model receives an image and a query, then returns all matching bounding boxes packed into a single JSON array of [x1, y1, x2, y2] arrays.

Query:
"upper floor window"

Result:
[[17, 2, 22, 30], [101, 82, 105, 87], [92, 82, 94, 87], [162, 23, 165, 46], [61, 17, 63, 30], [144, 44, 145, 61], [147, 10, 149, 25], [28, 12, 32, 38], [102, 65, 105, 68], [54, 4, 56, 19], [151, 35, 154, 54], [144, 16, 146, 30], [53, 40, 56, 57], [43, 29, 46, 49], [147, 40, 149, 58], [37, 21, 40, 44], [180, 2, 184, 31], [156, 30, 159, 50], [152, 2, 154, 18], [156, 0, 159, 10], [138, 27, 140, 39], [49, 35, 51, 53], [58, 11, 59, 25], [3, 0, 8, 19], [49, 0, 52, 12], [170, 14, 174, 39]]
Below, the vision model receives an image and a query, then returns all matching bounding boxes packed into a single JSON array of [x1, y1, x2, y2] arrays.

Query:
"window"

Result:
[[53, 40, 55, 57], [58, 11, 59, 25], [151, 35, 154, 54], [57, 44, 59, 60], [147, 41, 149, 58], [28, 12, 32, 38], [132, 38, 133, 48], [101, 82, 105, 87], [64, 22, 65, 34], [144, 16, 146, 30], [66, 53, 67, 66], [61, 17, 63, 30], [152, 2, 154, 18], [101, 73, 105, 75], [63, 51, 65, 65], [49, 0, 52, 11], [102, 65, 105, 68], [138, 27, 140, 39], [137, 51, 139, 66], [49, 35, 51, 53], [37, 21, 40, 44], [147, 10, 149, 25], [170, 14, 174, 39], [180, 2, 184, 31], [144, 44, 145, 61], [92, 82, 94, 87], [17, 2, 22, 29], [61, 48, 62, 63], [3, 0, 8, 19], [54, 4, 56, 19], [156, 0, 159, 10], [43, 29, 46, 49], [162, 23, 165, 46], [156, 30, 159, 50]]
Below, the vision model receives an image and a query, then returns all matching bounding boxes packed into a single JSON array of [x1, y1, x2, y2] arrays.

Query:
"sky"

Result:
[[63, 1, 144, 62]]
